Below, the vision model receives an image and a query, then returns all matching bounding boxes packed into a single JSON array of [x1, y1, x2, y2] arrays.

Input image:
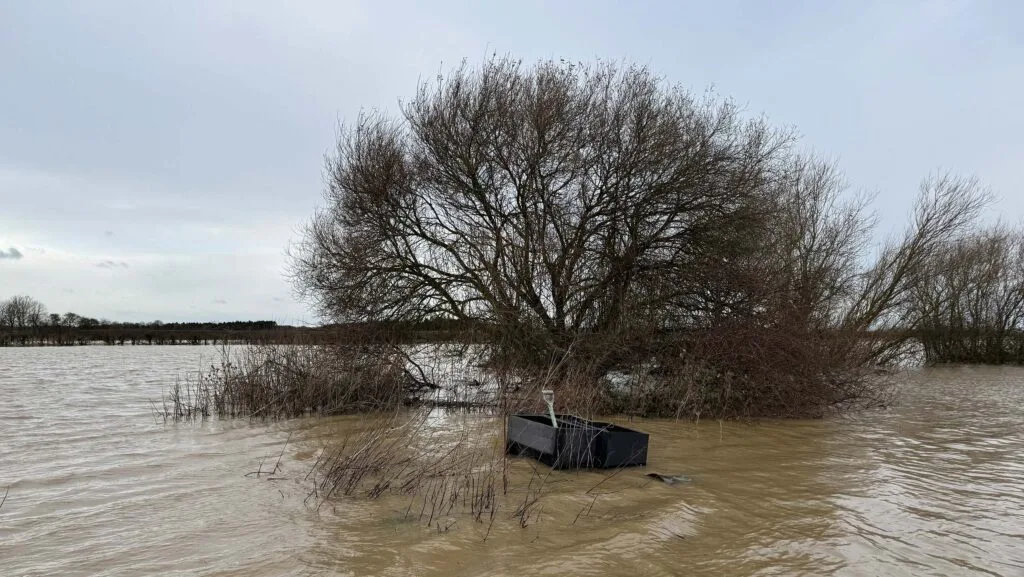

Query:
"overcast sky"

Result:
[[1, 0, 1021, 324]]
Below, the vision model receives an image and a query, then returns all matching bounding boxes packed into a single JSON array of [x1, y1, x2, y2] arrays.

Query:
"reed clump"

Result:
[[159, 342, 422, 421], [307, 411, 566, 535]]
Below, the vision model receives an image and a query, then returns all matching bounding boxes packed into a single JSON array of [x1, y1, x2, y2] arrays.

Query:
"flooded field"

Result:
[[1, 346, 1023, 576]]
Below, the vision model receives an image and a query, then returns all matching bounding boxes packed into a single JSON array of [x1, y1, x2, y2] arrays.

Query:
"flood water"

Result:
[[2, 346, 1023, 576]]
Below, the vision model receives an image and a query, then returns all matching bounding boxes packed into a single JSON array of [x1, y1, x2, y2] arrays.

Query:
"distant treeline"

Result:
[[0, 295, 481, 346]]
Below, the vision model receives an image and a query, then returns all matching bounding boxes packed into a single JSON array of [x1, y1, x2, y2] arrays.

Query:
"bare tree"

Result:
[[293, 58, 792, 368], [61, 312, 81, 328], [837, 175, 991, 365], [291, 57, 993, 417], [0, 295, 47, 330], [759, 157, 876, 328], [910, 223, 1024, 363]]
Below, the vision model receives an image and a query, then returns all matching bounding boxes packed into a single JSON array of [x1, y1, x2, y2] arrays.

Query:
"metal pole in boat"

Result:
[[541, 389, 558, 428]]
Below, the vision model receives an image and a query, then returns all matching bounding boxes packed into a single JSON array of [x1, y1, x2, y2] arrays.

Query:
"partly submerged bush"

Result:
[[160, 329, 895, 423], [160, 343, 418, 421]]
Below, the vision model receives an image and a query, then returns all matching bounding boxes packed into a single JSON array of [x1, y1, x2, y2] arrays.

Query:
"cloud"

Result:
[[212, 299, 228, 305], [0, 247, 24, 259], [96, 260, 129, 268], [272, 297, 285, 302], [104, 230, 114, 237]]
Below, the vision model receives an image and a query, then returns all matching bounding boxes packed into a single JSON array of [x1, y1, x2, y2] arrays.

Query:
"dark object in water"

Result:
[[645, 472, 691, 485], [506, 414, 649, 469]]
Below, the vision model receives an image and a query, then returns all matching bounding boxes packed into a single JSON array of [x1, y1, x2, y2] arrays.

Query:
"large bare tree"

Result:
[[293, 58, 992, 416], [294, 58, 791, 363]]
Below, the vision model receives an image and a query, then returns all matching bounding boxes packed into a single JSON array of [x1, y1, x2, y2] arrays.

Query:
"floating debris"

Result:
[[645, 473, 692, 485]]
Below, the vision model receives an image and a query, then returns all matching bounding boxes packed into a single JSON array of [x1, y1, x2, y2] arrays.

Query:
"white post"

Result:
[[541, 389, 558, 428]]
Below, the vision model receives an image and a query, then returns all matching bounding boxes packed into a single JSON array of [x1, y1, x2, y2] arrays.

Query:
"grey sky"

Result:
[[2, 0, 1021, 324]]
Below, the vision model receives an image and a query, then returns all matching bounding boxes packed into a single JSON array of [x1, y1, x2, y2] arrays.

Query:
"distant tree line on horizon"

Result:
[[0, 295, 289, 346], [0, 295, 483, 346]]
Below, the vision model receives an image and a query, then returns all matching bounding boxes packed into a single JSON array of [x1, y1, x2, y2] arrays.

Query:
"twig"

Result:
[[273, 432, 293, 475], [585, 464, 628, 495], [245, 457, 266, 478], [572, 495, 598, 526]]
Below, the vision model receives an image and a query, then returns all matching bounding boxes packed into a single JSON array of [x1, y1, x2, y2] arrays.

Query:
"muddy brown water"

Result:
[[1, 346, 1023, 576]]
